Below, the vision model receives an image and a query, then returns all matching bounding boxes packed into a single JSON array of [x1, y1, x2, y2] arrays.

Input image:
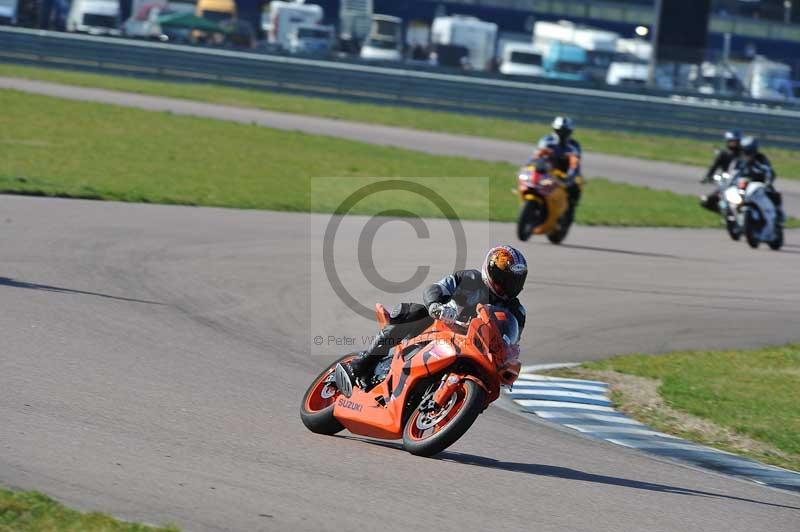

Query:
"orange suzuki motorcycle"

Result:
[[301, 303, 521, 456], [516, 159, 578, 244]]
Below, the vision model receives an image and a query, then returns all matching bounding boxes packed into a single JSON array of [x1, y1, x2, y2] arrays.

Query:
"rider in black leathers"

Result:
[[532, 116, 583, 224], [734, 136, 783, 219], [700, 129, 742, 213], [339, 246, 528, 391]]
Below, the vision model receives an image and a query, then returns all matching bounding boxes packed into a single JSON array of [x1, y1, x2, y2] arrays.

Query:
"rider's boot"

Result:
[[699, 192, 720, 213], [335, 329, 394, 397]]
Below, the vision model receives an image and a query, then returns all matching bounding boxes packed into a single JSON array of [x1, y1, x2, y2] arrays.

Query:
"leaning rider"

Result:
[[338, 246, 528, 392], [531, 116, 583, 224]]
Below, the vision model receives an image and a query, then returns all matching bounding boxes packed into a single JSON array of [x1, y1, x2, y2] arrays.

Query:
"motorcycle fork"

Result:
[[431, 373, 461, 408]]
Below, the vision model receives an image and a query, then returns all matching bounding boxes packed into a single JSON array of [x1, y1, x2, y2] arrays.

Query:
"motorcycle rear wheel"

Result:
[[402, 379, 485, 457], [300, 354, 356, 435], [547, 208, 573, 245]]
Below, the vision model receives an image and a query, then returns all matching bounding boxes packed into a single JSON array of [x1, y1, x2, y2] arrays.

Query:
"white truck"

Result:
[[431, 15, 498, 71], [339, 0, 372, 46], [0, 0, 17, 25], [360, 14, 402, 61], [268, 1, 323, 51], [66, 0, 121, 35], [499, 42, 544, 78]]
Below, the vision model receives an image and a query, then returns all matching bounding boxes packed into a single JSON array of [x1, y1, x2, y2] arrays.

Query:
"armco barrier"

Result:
[[2, 26, 800, 149]]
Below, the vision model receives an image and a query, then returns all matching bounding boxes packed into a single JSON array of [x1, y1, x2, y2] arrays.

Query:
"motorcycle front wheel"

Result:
[[517, 200, 542, 242], [768, 225, 784, 251], [743, 210, 760, 249], [402, 379, 485, 457], [300, 354, 356, 435], [726, 218, 742, 241]]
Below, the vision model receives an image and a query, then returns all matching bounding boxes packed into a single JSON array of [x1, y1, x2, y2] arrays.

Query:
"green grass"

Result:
[[4, 88, 796, 228], [0, 487, 178, 531], [582, 345, 800, 471], [2, 63, 799, 179]]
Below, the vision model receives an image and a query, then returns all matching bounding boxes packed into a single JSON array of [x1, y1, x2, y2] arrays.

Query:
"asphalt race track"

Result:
[[1, 195, 799, 532], [2, 76, 799, 217]]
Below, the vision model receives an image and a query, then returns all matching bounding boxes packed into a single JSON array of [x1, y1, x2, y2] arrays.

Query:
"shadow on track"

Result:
[[336, 436, 798, 511], [438, 451, 800, 511], [0, 277, 165, 305], [556, 243, 682, 260]]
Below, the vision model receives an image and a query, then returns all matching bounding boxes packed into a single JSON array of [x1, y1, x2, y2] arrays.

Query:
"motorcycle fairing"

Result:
[[332, 330, 460, 439], [745, 181, 777, 241]]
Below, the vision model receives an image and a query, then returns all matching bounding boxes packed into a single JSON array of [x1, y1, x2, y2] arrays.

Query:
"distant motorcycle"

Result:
[[718, 173, 784, 250], [516, 159, 573, 244]]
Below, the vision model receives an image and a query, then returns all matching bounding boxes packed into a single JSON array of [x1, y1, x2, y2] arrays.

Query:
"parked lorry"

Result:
[[542, 42, 588, 82], [267, 0, 323, 51], [534, 20, 618, 82], [66, 0, 121, 35], [195, 0, 234, 23], [431, 15, 497, 71], [339, 0, 372, 51]]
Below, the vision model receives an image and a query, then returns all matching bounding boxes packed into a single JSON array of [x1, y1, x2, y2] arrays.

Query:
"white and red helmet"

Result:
[[481, 245, 528, 300]]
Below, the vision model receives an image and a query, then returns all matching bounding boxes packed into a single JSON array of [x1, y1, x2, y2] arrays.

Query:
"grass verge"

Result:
[[547, 345, 800, 471], [3, 88, 797, 228], [0, 487, 177, 531], [2, 63, 799, 179]]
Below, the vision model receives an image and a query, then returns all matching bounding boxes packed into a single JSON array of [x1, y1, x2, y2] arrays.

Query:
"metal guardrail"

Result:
[[2, 26, 800, 148]]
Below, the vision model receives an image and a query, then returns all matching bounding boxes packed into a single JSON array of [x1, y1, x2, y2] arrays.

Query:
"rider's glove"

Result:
[[429, 302, 457, 324]]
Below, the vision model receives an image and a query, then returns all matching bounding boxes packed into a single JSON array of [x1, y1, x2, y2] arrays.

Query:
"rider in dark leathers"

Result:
[[339, 246, 528, 390], [700, 129, 742, 213], [532, 116, 583, 224], [734, 136, 783, 219]]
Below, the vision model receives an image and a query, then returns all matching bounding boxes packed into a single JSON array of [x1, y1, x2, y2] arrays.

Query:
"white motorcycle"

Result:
[[718, 173, 784, 250], [713, 172, 743, 241]]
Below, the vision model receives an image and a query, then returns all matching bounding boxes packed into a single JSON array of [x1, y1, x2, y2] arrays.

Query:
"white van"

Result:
[[289, 24, 334, 55], [268, 1, 323, 51], [605, 62, 648, 87], [66, 0, 121, 35], [360, 14, 402, 61], [360, 35, 402, 61], [499, 43, 544, 78]]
